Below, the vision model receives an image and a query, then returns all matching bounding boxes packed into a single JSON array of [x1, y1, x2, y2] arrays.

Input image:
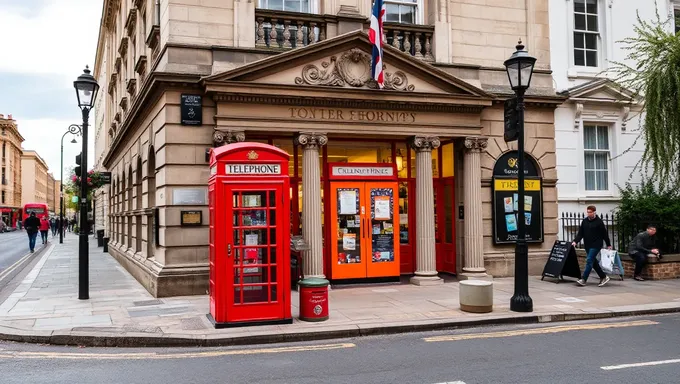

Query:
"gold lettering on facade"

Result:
[[288, 108, 416, 123]]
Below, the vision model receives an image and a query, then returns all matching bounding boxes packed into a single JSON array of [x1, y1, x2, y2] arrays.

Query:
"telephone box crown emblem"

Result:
[[247, 150, 259, 160]]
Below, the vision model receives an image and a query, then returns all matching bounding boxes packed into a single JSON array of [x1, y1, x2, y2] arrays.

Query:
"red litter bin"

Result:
[[298, 277, 329, 322]]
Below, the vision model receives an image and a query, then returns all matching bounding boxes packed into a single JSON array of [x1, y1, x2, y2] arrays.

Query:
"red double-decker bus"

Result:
[[22, 203, 49, 222]]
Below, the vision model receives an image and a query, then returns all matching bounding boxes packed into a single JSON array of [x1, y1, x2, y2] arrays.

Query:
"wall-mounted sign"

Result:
[[331, 166, 394, 177], [180, 210, 202, 226], [181, 94, 202, 126], [100, 171, 112, 184], [492, 151, 544, 244], [172, 188, 207, 205], [225, 164, 281, 175]]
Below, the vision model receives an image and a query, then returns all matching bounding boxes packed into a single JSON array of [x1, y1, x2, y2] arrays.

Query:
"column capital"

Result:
[[295, 132, 328, 149], [464, 137, 488, 152], [410, 135, 440, 152], [213, 130, 245, 147]]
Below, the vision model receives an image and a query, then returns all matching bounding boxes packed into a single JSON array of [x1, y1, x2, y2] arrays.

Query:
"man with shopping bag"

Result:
[[572, 205, 612, 287]]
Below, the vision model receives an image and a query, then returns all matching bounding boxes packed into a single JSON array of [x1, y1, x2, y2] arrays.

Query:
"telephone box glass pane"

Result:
[[243, 286, 267, 303], [370, 188, 395, 263], [234, 287, 242, 304], [336, 188, 362, 265]]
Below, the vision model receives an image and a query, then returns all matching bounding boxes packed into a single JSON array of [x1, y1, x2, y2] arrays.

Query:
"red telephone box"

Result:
[[208, 143, 292, 328]]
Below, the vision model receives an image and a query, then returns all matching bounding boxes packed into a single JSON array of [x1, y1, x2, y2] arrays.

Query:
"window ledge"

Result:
[[567, 67, 602, 80]]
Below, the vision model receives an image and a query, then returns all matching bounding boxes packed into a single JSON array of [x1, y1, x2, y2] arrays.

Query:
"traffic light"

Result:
[[504, 97, 519, 142], [75, 154, 82, 177]]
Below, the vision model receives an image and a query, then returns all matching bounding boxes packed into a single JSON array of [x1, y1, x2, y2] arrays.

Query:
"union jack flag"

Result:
[[369, 0, 385, 88]]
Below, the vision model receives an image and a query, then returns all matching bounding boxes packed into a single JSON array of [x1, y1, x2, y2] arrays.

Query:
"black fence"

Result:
[[560, 212, 680, 254]]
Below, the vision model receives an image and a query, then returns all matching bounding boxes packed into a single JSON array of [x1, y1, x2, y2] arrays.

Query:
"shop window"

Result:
[[441, 143, 454, 177], [573, 0, 599, 67], [398, 181, 408, 244], [583, 124, 610, 191], [272, 140, 295, 176], [384, 0, 419, 24], [326, 141, 391, 165], [396, 143, 409, 178]]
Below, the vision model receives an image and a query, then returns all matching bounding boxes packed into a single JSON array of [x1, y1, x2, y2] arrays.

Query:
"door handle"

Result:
[[227, 243, 232, 256]]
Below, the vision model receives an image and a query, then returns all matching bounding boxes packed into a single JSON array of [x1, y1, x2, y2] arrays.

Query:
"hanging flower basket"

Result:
[[70, 170, 107, 190]]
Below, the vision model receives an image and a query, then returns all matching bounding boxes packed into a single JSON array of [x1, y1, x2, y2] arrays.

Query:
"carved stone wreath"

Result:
[[294, 48, 415, 92]]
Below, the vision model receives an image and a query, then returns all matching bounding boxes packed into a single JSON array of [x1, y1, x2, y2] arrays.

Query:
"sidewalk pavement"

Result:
[[1, 235, 680, 347]]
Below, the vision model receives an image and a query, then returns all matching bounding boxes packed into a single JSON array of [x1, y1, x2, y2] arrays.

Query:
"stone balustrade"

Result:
[[255, 9, 327, 50], [383, 22, 435, 62]]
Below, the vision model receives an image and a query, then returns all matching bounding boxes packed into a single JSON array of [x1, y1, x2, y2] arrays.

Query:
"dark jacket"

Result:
[[573, 216, 611, 250], [628, 231, 656, 255], [23, 216, 40, 234]]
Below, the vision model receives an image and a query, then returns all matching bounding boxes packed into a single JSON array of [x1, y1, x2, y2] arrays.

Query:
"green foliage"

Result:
[[616, 180, 680, 252], [609, 8, 680, 186]]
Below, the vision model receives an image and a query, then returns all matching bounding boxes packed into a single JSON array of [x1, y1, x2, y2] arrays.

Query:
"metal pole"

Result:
[[79, 108, 90, 300], [510, 88, 533, 312], [60, 134, 65, 244]]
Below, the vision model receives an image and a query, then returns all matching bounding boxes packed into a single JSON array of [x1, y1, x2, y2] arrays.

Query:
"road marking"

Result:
[[431, 382, 467, 384], [0, 251, 32, 282], [423, 320, 658, 343], [0, 342, 356, 360], [601, 358, 680, 371]]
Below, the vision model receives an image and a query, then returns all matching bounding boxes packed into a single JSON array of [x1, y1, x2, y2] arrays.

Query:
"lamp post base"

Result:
[[510, 294, 533, 312]]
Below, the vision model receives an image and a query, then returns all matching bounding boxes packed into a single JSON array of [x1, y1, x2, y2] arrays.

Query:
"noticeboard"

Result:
[[180, 94, 202, 126], [492, 151, 544, 244]]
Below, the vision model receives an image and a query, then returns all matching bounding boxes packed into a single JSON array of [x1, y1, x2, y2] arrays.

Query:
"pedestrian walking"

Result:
[[572, 205, 612, 287], [50, 217, 57, 237], [628, 225, 660, 281], [0, 219, 5, 233], [39, 216, 50, 244], [23, 212, 40, 253]]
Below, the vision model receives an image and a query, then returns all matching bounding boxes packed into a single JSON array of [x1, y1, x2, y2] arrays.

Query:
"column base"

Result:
[[459, 272, 493, 281], [410, 275, 443, 286]]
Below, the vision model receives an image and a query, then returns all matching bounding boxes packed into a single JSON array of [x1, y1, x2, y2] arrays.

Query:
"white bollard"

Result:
[[459, 280, 493, 313]]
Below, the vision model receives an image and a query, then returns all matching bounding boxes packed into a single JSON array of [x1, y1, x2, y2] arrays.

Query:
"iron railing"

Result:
[[560, 212, 680, 254]]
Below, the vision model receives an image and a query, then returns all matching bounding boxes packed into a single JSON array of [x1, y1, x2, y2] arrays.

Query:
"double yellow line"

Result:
[[0, 343, 356, 360], [423, 320, 658, 343]]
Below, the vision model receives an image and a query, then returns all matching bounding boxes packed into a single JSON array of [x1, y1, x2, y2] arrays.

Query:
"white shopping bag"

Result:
[[599, 249, 616, 275]]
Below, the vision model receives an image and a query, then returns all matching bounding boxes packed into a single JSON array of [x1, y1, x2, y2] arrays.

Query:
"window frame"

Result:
[[572, 0, 600, 68], [257, 0, 316, 14], [384, 0, 422, 25], [582, 124, 611, 193]]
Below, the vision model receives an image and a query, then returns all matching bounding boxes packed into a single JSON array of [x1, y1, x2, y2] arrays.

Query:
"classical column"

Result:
[[213, 130, 246, 147], [410, 135, 442, 285], [461, 137, 488, 279], [294, 133, 328, 278]]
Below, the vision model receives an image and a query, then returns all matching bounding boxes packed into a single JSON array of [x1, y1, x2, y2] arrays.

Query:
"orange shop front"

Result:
[[245, 136, 459, 282]]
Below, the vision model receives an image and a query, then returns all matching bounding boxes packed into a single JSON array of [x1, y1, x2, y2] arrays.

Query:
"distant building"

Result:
[[21, 150, 49, 207], [47, 173, 56, 215], [0, 113, 24, 228]]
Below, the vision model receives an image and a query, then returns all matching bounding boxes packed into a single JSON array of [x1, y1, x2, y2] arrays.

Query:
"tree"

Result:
[[609, 7, 680, 186]]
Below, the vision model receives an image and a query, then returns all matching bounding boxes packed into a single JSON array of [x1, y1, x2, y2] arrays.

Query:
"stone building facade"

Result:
[[47, 173, 56, 215], [94, 0, 561, 297], [21, 150, 49, 206], [0, 114, 24, 228]]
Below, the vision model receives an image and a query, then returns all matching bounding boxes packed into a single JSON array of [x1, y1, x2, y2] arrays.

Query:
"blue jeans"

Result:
[[27, 232, 38, 251], [582, 248, 606, 281]]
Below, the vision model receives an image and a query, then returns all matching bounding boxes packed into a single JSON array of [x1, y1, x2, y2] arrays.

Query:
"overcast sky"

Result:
[[0, 0, 102, 180]]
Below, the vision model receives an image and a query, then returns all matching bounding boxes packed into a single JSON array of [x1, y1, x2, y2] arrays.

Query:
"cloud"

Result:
[[0, 0, 102, 83], [17, 118, 96, 181]]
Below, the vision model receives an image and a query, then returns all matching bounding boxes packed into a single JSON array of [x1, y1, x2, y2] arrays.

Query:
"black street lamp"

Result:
[[73, 66, 99, 300], [503, 41, 536, 313], [60, 124, 81, 244]]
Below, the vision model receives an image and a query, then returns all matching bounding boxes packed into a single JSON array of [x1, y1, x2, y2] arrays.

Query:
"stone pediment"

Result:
[[562, 78, 639, 105], [204, 30, 490, 99]]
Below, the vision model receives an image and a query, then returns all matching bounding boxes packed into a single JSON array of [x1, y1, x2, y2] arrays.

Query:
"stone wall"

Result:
[[577, 251, 680, 280]]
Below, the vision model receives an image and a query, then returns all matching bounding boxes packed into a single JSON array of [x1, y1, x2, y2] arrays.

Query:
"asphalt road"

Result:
[[1, 313, 679, 384], [0, 230, 34, 272]]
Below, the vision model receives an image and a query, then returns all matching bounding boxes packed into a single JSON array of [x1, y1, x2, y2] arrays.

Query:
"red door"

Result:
[[435, 178, 457, 274], [224, 183, 287, 323]]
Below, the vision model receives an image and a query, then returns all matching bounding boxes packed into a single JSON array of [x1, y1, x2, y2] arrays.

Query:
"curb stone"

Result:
[[2, 305, 679, 348]]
